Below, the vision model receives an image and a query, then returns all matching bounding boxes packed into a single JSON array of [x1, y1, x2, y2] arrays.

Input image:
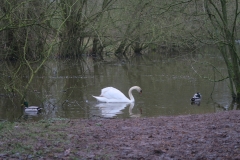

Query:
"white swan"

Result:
[[92, 86, 142, 103]]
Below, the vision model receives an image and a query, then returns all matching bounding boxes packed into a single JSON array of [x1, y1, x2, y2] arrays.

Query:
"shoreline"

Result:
[[0, 110, 239, 159]]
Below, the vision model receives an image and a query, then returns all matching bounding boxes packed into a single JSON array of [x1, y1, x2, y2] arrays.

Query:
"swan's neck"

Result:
[[128, 87, 135, 102]]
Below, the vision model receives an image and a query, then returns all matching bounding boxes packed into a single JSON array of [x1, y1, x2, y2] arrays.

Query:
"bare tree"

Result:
[[204, 0, 240, 101]]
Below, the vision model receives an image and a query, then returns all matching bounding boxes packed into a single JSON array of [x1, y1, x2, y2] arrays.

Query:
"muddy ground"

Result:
[[0, 110, 240, 159]]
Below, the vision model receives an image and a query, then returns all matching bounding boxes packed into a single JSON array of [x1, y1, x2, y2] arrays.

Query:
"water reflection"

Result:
[[0, 51, 239, 121], [95, 102, 137, 118], [129, 103, 142, 118], [213, 102, 239, 111], [191, 101, 201, 106]]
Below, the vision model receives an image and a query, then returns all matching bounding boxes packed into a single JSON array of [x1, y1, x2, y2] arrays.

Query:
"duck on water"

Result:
[[191, 92, 202, 102], [22, 101, 42, 113]]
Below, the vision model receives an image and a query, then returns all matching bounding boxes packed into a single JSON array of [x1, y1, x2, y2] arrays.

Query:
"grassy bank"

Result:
[[0, 110, 240, 159], [0, 118, 75, 159]]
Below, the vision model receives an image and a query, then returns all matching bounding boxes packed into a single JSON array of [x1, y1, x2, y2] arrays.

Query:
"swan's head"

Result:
[[132, 86, 142, 94], [139, 88, 142, 94]]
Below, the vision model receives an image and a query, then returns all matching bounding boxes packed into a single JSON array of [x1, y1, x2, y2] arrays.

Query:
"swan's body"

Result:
[[191, 92, 201, 102], [93, 86, 142, 103]]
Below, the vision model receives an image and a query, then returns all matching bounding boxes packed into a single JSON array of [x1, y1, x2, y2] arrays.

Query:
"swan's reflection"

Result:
[[129, 103, 141, 118], [95, 103, 141, 118]]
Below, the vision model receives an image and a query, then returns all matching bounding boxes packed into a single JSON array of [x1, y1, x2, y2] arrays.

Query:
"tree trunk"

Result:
[[205, 0, 240, 101]]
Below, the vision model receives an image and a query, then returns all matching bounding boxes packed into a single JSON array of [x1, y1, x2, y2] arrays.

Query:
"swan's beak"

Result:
[[139, 90, 142, 94]]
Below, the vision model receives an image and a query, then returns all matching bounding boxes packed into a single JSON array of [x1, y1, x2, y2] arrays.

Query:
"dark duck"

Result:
[[22, 101, 42, 113], [191, 92, 201, 102]]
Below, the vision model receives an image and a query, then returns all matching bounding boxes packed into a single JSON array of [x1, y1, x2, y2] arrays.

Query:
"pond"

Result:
[[0, 49, 237, 121]]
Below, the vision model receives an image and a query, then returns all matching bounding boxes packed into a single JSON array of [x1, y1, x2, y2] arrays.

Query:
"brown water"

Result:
[[0, 51, 237, 121]]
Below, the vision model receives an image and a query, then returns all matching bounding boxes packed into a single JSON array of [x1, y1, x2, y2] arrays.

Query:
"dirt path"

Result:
[[71, 110, 240, 159], [1, 110, 240, 159]]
